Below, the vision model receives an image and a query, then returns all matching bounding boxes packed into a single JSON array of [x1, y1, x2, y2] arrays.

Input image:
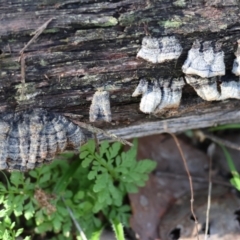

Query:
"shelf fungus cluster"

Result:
[[182, 40, 225, 78], [137, 36, 182, 63], [183, 39, 240, 101], [232, 39, 240, 76], [0, 109, 85, 171], [89, 90, 112, 122], [132, 78, 185, 114]]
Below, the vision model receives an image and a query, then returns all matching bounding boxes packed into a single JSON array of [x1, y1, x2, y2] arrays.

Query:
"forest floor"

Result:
[[109, 130, 240, 240]]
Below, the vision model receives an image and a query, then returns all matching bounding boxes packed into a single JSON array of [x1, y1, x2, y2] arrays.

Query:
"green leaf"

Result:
[[38, 165, 51, 175], [63, 190, 73, 199], [56, 205, 68, 217], [88, 170, 97, 180], [28, 170, 38, 179], [24, 201, 35, 220], [108, 183, 121, 200], [93, 201, 104, 213], [129, 172, 141, 181], [0, 184, 6, 192], [35, 210, 44, 225], [10, 172, 23, 187], [116, 156, 121, 166], [36, 222, 52, 233], [121, 151, 135, 168], [230, 173, 240, 190], [93, 174, 109, 192], [209, 124, 240, 131], [135, 177, 148, 187], [60, 152, 75, 159], [98, 190, 109, 203], [109, 142, 122, 159], [82, 156, 94, 168], [62, 220, 72, 238], [116, 166, 128, 174], [100, 141, 110, 157], [118, 205, 131, 213], [86, 140, 96, 154], [0, 210, 6, 218], [54, 158, 82, 194], [23, 237, 31, 240], [13, 203, 23, 217], [74, 191, 85, 201], [4, 216, 11, 226], [135, 160, 157, 173], [0, 195, 5, 204], [52, 213, 62, 232], [39, 171, 51, 184], [79, 151, 89, 159], [125, 183, 138, 193], [15, 228, 24, 237], [3, 230, 10, 240]]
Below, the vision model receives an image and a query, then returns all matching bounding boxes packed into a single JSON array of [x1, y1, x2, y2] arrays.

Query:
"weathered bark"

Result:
[[1, 0, 240, 138]]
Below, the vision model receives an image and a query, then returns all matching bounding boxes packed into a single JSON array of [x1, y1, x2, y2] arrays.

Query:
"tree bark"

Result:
[[1, 0, 240, 138]]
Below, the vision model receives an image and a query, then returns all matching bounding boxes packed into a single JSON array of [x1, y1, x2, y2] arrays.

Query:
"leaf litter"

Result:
[[128, 133, 240, 240]]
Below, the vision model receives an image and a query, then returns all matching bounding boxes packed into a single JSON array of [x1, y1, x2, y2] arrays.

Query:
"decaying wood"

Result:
[[1, 0, 240, 138]]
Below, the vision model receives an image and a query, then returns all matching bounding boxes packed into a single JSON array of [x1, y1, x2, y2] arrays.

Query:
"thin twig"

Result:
[[205, 144, 214, 239], [166, 132, 199, 240], [71, 120, 133, 147], [20, 54, 26, 101], [196, 130, 240, 151], [155, 171, 232, 187], [20, 18, 54, 54], [61, 197, 88, 240], [94, 133, 100, 154]]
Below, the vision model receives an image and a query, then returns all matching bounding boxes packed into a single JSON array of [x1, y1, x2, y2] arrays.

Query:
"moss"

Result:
[[40, 59, 48, 67], [7, 39, 17, 43], [173, 0, 186, 7], [91, 16, 118, 27], [43, 28, 60, 33], [15, 83, 40, 102], [160, 20, 182, 28], [119, 13, 136, 26]]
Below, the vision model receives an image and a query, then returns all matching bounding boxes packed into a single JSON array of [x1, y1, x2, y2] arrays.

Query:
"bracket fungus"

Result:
[[137, 36, 182, 64], [232, 40, 240, 76], [184, 76, 221, 101], [132, 78, 185, 114], [182, 40, 225, 78], [0, 109, 85, 171], [89, 90, 112, 122]]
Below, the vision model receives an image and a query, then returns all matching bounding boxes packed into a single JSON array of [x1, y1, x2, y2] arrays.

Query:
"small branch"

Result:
[[71, 119, 133, 147], [94, 133, 100, 154], [61, 197, 88, 240], [20, 54, 26, 101], [166, 132, 199, 240], [205, 143, 214, 239], [19, 18, 54, 54], [196, 130, 240, 151], [155, 171, 232, 187]]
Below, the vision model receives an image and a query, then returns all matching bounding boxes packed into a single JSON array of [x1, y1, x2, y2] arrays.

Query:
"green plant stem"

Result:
[[111, 218, 125, 240]]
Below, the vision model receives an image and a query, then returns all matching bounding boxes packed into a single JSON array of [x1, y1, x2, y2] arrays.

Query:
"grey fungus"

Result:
[[132, 78, 185, 114], [185, 76, 240, 101], [0, 109, 85, 171], [89, 90, 112, 122], [182, 40, 225, 78], [185, 76, 220, 101], [137, 36, 182, 64], [232, 40, 240, 76]]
